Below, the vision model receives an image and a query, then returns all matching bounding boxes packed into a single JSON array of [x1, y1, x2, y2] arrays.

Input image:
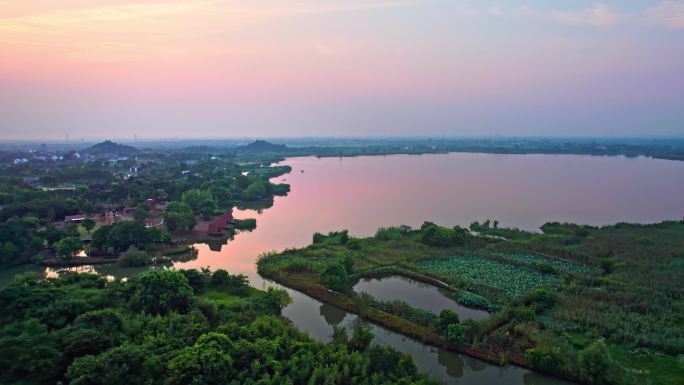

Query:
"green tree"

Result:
[[131, 270, 193, 315], [182, 189, 214, 214], [349, 323, 374, 351], [242, 180, 266, 201], [55, 237, 82, 259], [525, 346, 563, 372], [164, 202, 196, 232], [92, 221, 153, 252], [117, 246, 150, 267], [156, 188, 169, 202], [0, 319, 62, 383], [66, 344, 149, 385], [578, 339, 615, 385], [198, 199, 218, 218], [313, 232, 325, 244], [133, 204, 149, 223], [81, 218, 96, 233], [262, 287, 292, 311], [420, 223, 467, 247], [166, 333, 234, 385], [340, 231, 349, 245], [447, 323, 465, 343], [600, 258, 616, 275], [210, 186, 232, 206], [320, 263, 349, 292], [180, 269, 211, 294], [437, 309, 460, 335]]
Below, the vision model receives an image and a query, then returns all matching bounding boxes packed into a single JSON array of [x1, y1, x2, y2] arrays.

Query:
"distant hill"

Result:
[[84, 140, 140, 156], [234, 140, 288, 153]]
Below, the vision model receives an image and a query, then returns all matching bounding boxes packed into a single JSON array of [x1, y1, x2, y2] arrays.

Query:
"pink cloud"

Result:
[[645, 1, 684, 29], [493, 3, 622, 27]]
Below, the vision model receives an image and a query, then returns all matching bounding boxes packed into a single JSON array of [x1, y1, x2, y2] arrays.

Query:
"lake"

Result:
[[174, 153, 684, 286], [7, 153, 684, 385]]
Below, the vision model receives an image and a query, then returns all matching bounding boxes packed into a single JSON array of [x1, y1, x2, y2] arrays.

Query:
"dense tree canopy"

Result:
[[163, 202, 196, 233], [0, 270, 436, 385], [55, 237, 82, 259], [91, 221, 161, 253]]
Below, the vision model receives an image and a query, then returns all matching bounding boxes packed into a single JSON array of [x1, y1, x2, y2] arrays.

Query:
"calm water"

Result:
[[173, 153, 684, 286], [6, 153, 684, 385], [353, 275, 490, 321]]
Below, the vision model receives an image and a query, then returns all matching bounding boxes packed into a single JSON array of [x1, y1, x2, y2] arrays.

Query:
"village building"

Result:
[[64, 214, 88, 223]]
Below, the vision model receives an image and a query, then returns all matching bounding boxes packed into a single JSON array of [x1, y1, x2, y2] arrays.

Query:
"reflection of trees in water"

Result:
[[166, 246, 200, 262], [464, 354, 488, 372], [319, 303, 347, 326], [437, 348, 464, 378], [205, 238, 229, 252], [522, 371, 568, 385]]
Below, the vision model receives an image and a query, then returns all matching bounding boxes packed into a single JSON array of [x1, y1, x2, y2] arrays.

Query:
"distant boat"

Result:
[[300, 170, 304, 173]]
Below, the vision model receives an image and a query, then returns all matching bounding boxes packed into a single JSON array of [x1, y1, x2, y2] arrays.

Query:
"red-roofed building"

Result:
[[219, 209, 234, 225], [207, 222, 223, 236], [207, 210, 234, 236]]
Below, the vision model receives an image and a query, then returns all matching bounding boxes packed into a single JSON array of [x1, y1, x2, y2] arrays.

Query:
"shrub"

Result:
[[321, 263, 349, 292], [55, 237, 82, 259], [578, 339, 615, 385], [375, 227, 404, 241], [131, 270, 193, 315], [437, 309, 460, 335], [350, 324, 374, 351], [524, 288, 558, 313], [512, 306, 536, 321], [180, 269, 211, 294], [346, 238, 361, 250], [233, 218, 256, 231], [525, 346, 563, 372], [420, 223, 467, 247], [282, 257, 314, 273], [447, 323, 466, 343], [313, 232, 325, 244], [117, 246, 150, 267], [210, 269, 249, 293]]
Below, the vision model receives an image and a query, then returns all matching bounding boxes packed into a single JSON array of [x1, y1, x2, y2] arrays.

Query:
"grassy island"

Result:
[[257, 221, 684, 385]]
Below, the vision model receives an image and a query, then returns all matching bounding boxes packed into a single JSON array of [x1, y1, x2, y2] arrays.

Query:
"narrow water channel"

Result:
[[277, 284, 573, 385]]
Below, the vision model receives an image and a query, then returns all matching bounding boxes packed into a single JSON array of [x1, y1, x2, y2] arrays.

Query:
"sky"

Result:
[[0, 0, 683, 140]]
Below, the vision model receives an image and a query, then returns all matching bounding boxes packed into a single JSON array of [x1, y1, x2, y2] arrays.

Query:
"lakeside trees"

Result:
[[91, 221, 161, 254], [0, 217, 43, 266], [163, 202, 196, 233], [0, 146, 292, 266], [55, 237, 82, 259]]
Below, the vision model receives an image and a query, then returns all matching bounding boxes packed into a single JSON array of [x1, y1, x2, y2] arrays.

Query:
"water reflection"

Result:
[[320, 303, 347, 326], [290, 289, 573, 385], [206, 238, 229, 252], [353, 275, 490, 321], [6, 153, 682, 383]]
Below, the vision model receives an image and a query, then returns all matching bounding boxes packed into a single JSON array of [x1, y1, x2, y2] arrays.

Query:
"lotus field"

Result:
[[419, 255, 563, 301], [493, 252, 591, 273]]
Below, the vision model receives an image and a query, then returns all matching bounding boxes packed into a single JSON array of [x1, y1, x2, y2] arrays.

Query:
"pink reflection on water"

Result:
[[173, 153, 684, 280]]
